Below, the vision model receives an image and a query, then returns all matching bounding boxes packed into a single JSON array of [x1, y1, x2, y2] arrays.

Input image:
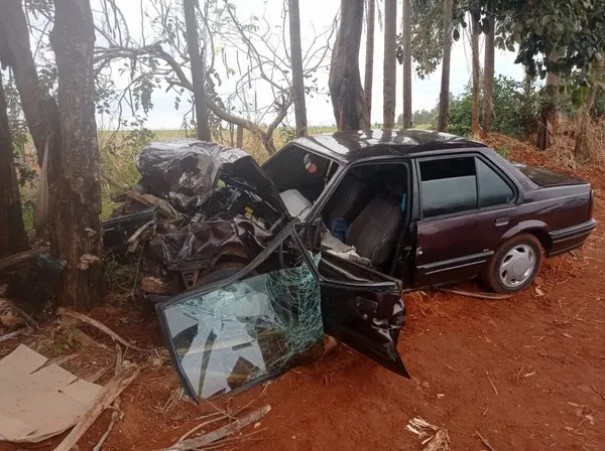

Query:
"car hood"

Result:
[[136, 139, 289, 218], [513, 163, 585, 187]]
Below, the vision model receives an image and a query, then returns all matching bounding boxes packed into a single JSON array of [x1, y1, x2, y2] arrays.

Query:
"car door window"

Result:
[[476, 158, 515, 207], [158, 231, 324, 399], [419, 157, 477, 218]]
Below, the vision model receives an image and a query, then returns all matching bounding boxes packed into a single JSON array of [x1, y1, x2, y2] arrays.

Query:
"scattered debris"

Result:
[[58, 307, 151, 353], [92, 346, 126, 451], [0, 327, 30, 343], [406, 417, 450, 450], [54, 364, 140, 451], [424, 429, 451, 451], [5, 253, 65, 310], [0, 298, 26, 329], [0, 344, 103, 443], [441, 289, 513, 300], [475, 430, 497, 451], [535, 287, 545, 296], [0, 247, 49, 273], [165, 404, 272, 451], [486, 372, 499, 395], [591, 384, 605, 401]]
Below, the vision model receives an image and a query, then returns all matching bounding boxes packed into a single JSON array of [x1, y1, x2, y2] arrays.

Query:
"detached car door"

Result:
[[157, 226, 407, 400], [413, 154, 518, 287]]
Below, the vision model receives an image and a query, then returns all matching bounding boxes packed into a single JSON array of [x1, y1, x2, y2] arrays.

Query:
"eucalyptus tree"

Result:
[[383, 0, 397, 128], [0, 0, 103, 310], [0, 76, 29, 258], [329, 0, 369, 130]]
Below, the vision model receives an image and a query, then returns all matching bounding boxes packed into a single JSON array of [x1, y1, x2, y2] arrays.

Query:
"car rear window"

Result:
[[476, 158, 514, 207], [419, 156, 514, 218], [420, 157, 477, 217]]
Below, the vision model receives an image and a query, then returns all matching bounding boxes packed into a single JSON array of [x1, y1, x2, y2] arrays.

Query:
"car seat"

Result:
[[323, 175, 370, 227], [346, 194, 404, 267]]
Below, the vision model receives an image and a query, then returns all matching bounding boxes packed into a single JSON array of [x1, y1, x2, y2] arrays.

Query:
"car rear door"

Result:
[[412, 154, 518, 287]]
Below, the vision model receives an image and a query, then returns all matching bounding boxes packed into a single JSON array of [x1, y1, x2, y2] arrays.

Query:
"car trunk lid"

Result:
[[513, 163, 586, 187]]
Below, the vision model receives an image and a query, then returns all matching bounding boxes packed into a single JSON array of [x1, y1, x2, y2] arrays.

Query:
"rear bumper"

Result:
[[547, 219, 597, 256]]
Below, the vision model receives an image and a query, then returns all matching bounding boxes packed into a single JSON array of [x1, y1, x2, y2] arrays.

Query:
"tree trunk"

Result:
[[574, 62, 604, 160], [49, 0, 103, 311], [329, 0, 369, 130], [236, 125, 244, 148], [288, 0, 307, 137], [536, 71, 559, 150], [470, 17, 481, 138], [364, 0, 376, 121], [482, 14, 495, 136], [383, 0, 397, 128], [0, 0, 53, 164], [0, 77, 29, 258], [401, 0, 412, 128], [183, 0, 212, 141], [438, 0, 453, 132]]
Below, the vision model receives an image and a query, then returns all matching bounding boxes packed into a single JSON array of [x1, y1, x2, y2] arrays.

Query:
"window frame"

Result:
[[307, 157, 412, 226], [414, 152, 518, 221]]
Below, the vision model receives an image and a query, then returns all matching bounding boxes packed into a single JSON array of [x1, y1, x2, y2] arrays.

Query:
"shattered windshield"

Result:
[[158, 231, 324, 399]]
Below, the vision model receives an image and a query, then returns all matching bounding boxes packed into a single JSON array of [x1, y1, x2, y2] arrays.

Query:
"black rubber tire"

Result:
[[196, 261, 251, 287], [480, 233, 543, 294]]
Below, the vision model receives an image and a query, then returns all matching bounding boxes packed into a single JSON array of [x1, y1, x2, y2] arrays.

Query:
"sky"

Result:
[[104, 0, 528, 129]]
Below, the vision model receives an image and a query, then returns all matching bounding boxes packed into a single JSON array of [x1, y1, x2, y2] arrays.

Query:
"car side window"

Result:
[[419, 157, 477, 218], [476, 159, 514, 207]]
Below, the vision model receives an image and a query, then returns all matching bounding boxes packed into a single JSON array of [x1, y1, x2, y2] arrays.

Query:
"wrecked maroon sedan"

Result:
[[103, 129, 595, 399]]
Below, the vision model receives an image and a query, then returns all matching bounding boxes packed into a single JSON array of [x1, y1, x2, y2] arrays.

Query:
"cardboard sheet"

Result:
[[0, 344, 102, 443]]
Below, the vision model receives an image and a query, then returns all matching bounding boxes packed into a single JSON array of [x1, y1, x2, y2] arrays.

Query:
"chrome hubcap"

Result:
[[499, 244, 536, 288]]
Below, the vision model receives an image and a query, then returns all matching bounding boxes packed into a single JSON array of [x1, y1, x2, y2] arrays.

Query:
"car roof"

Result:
[[291, 128, 488, 164]]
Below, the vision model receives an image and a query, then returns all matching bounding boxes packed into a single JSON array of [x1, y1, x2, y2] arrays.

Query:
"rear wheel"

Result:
[[481, 234, 542, 293]]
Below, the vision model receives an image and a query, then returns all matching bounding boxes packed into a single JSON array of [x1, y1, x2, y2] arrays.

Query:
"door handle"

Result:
[[495, 217, 510, 227]]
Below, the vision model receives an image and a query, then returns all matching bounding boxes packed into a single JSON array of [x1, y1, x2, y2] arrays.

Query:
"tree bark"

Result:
[[401, 0, 413, 128], [536, 71, 559, 150], [364, 0, 376, 121], [482, 14, 495, 136], [574, 62, 604, 160], [438, 0, 453, 132], [383, 0, 397, 128], [288, 0, 308, 137], [329, 0, 369, 130], [0, 77, 29, 258], [0, 0, 54, 164], [470, 17, 481, 138], [50, 0, 103, 311], [183, 0, 212, 141]]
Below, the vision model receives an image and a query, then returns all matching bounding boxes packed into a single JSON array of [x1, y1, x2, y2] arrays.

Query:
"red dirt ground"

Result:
[[1, 135, 604, 450]]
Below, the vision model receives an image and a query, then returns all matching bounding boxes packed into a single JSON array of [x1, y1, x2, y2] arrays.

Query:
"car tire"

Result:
[[481, 233, 542, 293], [196, 261, 251, 287]]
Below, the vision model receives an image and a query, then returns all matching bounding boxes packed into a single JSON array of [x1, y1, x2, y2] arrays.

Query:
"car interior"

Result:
[[320, 163, 409, 271], [263, 145, 340, 204], [263, 146, 409, 273]]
